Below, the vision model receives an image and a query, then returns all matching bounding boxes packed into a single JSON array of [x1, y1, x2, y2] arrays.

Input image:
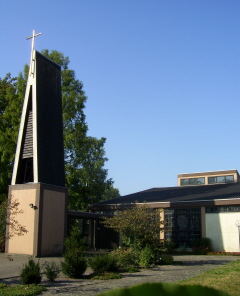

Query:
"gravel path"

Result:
[[2, 255, 239, 296]]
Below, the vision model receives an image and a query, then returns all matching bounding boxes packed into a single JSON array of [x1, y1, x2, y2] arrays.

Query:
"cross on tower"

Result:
[[26, 30, 42, 51], [26, 30, 42, 76]]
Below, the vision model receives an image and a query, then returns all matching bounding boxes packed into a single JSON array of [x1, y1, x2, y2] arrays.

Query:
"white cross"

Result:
[[26, 30, 42, 51], [26, 30, 42, 76]]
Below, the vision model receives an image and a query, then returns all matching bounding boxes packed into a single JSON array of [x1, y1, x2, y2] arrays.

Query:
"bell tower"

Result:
[[5, 31, 68, 256]]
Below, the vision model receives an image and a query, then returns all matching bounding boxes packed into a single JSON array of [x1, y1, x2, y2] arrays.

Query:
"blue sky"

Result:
[[1, 1, 240, 196]]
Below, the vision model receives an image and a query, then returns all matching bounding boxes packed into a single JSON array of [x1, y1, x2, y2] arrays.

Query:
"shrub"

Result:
[[159, 255, 174, 265], [61, 225, 87, 278], [89, 254, 118, 273], [110, 248, 139, 268], [102, 205, 163, 251], [160, 239, 175, 254], [43, 261, 60, 281], [19, 258, 42, 285], [139, 247, 155, 268], [61, 249, 87, 278], [192, 237, 213, 255], [64, 225, 87, 252]]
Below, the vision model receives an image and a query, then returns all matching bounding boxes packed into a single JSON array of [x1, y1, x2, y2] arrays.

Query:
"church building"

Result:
[[90, 169, 240, 252]]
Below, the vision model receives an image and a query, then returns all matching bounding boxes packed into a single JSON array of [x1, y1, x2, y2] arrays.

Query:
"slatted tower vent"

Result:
[[22, 111, 33, 159]]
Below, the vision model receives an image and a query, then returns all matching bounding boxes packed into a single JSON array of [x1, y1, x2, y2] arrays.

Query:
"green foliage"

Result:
[[89, 272, 122, 280], [61, 225, 87, 278], [97, 282, 230, 296], [0, 74, 23, 200], [192, 237, 213, 254], [102, 205, 164, 251], [110, 248, 139, 268], [0, 283, 46, 296], [43, 261, 60, 281], [61, 249, 87, 278], [139, 246, 166, 267], [159, 255, 174, 265], [139, 246, 155, 268], [19, 259, 42, 285], [160, 239, 175, 254], [64, 225, 87, 252], [101, 185, 120, 201], [88, 254, 119, 273]]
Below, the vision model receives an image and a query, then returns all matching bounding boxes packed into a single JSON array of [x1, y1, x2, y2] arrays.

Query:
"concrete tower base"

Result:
[[5, 183, 67, 256]]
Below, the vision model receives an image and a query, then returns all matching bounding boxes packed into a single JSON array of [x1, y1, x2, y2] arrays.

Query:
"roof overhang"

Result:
[[68, 210, 113, 220], [90, 198, 240, 211]]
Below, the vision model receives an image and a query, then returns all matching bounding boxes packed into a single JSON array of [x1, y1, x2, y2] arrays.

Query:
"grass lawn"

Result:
[[0, 283, 46, 296], [179, 259, 240, 296]]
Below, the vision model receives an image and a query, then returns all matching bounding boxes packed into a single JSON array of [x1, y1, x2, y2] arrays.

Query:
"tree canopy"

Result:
[[0, 49, 120, 209], [102, 205, 163, 251]]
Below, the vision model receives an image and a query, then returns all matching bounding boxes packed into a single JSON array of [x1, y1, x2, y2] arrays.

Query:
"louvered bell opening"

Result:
[[22, 111, 33, 159]]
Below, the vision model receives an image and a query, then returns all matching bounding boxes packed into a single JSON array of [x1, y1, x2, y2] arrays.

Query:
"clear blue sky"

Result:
[[1, 1, 240, 196]]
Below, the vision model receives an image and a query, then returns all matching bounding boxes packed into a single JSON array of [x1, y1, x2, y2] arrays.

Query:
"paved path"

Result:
[[0, 254, 240, 295]]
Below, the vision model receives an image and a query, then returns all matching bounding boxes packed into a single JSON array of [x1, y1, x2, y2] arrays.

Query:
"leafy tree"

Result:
[[101, 185, 120, 201], [102, 204, 164, 251], [0, 74, 23, 203], [0, 50, 116, 210]]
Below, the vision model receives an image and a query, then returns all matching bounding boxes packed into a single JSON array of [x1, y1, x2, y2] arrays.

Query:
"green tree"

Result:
[[0, 49, 116, 210], [101, 185, 120, 201], [102, 204, 164, 251], [0, 74, 23, 203]]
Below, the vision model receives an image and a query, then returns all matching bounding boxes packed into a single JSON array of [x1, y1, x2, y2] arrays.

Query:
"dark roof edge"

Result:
[[90, 198, 240, 210]]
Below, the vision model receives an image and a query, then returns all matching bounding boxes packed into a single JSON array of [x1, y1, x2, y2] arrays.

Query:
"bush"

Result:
[[159, 255, 174, 265], [160, 239, 175, 254], [19, 258, 42, 285], [192, 237, 213, 255], [64, 225, 87, 252], [110, 248, 139, 268], [43, 261, 60, 281], [61, 225, 87, 278], [61, 249, 87, 278], [102, 205, 163, 251], [139, 247, 155, 268], [89, 254, 118, 273]]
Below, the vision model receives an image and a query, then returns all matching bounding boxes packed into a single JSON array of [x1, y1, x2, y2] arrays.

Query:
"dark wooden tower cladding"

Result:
[[13, 51, 65, 187], [35, 51, 65, 187]]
